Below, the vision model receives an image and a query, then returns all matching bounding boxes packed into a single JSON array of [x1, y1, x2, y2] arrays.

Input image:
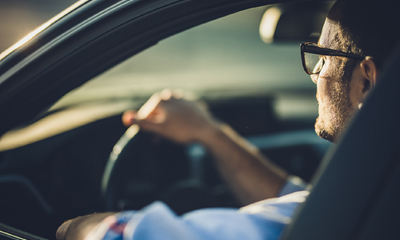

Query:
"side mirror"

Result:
[[259, 2, 333, 43]]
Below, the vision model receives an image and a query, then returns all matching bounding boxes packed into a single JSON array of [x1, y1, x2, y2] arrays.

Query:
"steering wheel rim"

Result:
[[101, 124, 141, 211], [101, 124, 196, 212]]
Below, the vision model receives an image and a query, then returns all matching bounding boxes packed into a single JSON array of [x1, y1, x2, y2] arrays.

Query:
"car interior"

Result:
[[0, 0, 397, 239]]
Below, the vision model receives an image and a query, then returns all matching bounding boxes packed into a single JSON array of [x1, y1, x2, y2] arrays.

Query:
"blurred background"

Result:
[[0, 0, 77, 53]]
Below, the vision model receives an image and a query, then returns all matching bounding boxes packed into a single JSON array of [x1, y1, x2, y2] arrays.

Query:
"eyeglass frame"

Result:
[[300, 41, 367, 75]]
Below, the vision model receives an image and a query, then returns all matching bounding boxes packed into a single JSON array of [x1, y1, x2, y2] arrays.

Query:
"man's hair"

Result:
[[329, 0, 400, 69]]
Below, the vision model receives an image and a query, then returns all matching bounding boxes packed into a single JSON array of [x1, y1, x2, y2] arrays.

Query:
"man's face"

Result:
[[312, 18, 360, 142]]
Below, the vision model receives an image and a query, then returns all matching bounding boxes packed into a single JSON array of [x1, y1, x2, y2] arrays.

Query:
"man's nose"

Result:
[[311, 74, 318, 84]]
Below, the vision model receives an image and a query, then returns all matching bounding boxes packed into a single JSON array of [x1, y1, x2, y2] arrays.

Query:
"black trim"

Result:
[[0, 222, 47, 240]]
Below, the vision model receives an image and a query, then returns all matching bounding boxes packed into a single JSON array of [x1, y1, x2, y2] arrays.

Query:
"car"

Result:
[[0, 0, 398, 239]]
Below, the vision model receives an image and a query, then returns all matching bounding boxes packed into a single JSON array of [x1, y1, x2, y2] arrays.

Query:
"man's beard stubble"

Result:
[[315, 60, 355, 142], [315, 89, 352, 142]]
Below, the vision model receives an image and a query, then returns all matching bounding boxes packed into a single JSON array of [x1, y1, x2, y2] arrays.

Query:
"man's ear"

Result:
[[359, 57, 378, 93]]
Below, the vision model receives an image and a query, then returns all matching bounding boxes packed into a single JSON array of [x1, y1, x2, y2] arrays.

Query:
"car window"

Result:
[[51, 6, 317, 120]]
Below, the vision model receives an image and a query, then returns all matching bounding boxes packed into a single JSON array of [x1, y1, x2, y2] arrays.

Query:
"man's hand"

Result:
[[56, 212, 115, 240], [122, 89, 219, 144]]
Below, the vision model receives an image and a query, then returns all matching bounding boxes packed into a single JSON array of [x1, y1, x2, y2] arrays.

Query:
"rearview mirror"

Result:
[[259, 2, 333, 43]]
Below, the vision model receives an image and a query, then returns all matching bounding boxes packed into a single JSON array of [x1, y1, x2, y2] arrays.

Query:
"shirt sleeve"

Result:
[[85, 191, 308, 240], [278, 175, 309, 197]]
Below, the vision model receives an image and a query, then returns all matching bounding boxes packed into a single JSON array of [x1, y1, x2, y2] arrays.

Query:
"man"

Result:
[[56, 0, 399, 239]]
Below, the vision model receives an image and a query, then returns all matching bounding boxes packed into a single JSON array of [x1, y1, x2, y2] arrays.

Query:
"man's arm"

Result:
[[201, 123, 287, 204], [123, 89, 288, 205], [56, 212, 115, 240], [56, 192, 307, 240]]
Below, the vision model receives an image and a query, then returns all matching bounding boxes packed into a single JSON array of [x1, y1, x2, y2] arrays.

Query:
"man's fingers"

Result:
[[137, 92, 162, 119], [135, 117, 166, 133], [122, 110, 136, 127], [56, 220, 72, 240]]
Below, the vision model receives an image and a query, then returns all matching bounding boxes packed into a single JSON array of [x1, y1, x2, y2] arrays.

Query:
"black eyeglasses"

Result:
[[300, 42, 367, 75]]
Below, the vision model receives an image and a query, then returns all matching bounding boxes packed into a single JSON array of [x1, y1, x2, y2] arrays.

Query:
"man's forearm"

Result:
[[199, 123, 288, 205]]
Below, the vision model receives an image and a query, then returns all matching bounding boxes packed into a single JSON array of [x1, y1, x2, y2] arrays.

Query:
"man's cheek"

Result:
[[316, 77, 331, 105]]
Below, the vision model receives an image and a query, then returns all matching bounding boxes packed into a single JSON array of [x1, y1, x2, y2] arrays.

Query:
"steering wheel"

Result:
[[100, 124, 224, 213], [101, 124, 140, 211]]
